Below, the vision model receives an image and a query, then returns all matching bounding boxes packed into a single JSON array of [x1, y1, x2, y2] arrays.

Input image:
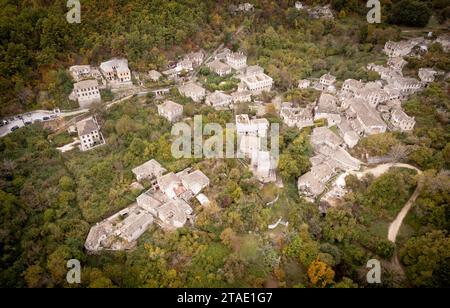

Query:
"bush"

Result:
[[388, 0, 432, 27]]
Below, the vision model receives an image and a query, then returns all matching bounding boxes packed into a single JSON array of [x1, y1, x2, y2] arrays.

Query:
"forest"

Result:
[[0, 0, 449, 288]]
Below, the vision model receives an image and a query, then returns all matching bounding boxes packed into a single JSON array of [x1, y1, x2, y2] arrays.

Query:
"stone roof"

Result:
[[132, 159, 167, 181], [418, 68, 437, 82], [311, 127, 343, 149], [317, 93, 338, 114], [342, 79, 363, 90], [157, 199, 193, 229], [227, 51, 247, 61], [246, 65, 265, 76], [349, 98, 386, 128], [207, 91, 232, 106], [159, 100, 183, 113], [391, 108, 415, 123], [180, 170, 210, 195], [74, 79, 99, 90], [320, 73, 336, 84], [207, 59, 231, 72], [100, 58, 129, 72], [178, 82, 205, 95], [76, 116, 100, 136]]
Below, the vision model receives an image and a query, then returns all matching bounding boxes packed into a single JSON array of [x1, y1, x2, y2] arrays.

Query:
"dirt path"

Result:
[[388, 180, 423, 243], [348, 163, 423, 244]]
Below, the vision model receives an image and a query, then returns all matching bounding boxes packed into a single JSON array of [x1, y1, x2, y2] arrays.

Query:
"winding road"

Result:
[[349, 163, 423, 244], [387, 180, 423, 243]]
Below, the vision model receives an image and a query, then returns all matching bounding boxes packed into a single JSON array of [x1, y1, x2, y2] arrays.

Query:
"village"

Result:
[[0, 2, 448, 253], [82, 30, 447, 251]]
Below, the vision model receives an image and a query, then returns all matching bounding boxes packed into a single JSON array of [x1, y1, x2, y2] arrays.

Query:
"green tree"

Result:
[[400, 230, 450, 287], [323, 207, 356, 243], [388, 0, 432, 27]]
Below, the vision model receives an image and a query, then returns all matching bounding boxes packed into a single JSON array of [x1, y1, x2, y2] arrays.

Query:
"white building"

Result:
[[390, 109, 416, 132], [184, 51, 205, 67], [387, 57, 407, 71], [206, 91, 233, 109], [347, 98, 387, 135], [226, 51, 247, 70], [76, 116, 105, 152], [86, 165, 210, 251], [298, 79, 311, 89], [239, 135, 261, 157], [207, 59, 232, 76], [435, 34, 450, 52], [72, 79, 101, 108], [337, 118, 360, 149], [132, 159, 167, 182], [236, 114, 270, 137], [298, 163, 336, 200], [158, 100, 183, 122], [178, 82, 206, 102], [356, 83, 388, 108], [179, 170, 210, 196], [239, 65, 273, 94], [384, 41, 414, 58], [251, 150, 277, 183], [388, 77, 423, 95], [176, 59, 193, 72], [295, 1, 304, 10], [418, 68, 437, 83], [100, 58, 131, 84], [319, 73, 336, 87]]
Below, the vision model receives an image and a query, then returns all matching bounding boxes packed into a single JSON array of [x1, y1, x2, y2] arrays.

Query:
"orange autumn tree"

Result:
[[307, 259, 335, 288]]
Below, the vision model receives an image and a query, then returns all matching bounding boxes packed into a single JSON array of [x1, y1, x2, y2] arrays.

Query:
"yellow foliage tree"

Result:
[[307, 259, 335, 288]]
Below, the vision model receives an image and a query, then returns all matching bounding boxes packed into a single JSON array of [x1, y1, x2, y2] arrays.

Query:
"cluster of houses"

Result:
[[294, 2, 334, 19], [236, 114, 278, 183], [85, 159, 210, 252], [176, 49, 273, 110], [162, 50, 205, 80], [69, 58, 132, 108], [297, 126, 361, 202], [293, 35, 450, 204]]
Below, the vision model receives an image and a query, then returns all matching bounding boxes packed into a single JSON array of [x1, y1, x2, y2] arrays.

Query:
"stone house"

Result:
[[178, 82, 206, 102], [206, 91, 233, 109], [418, 68, 437, 83], [226, 51, 247, 70], [390, 109, 416, 132], [207, 59, 232, 76], [100, 58, 131, 84], [314, 93, 341, 127], [72, 79, 101, 108], [236, 114, 270, 137], [157, 100, 183, 122], [319, 73, 336, 87], [76, 116, 106, 152], [132, 159, 167, 182]]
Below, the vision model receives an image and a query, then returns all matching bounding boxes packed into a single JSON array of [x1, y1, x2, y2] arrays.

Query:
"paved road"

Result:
[[0, 110, 59, 137]]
